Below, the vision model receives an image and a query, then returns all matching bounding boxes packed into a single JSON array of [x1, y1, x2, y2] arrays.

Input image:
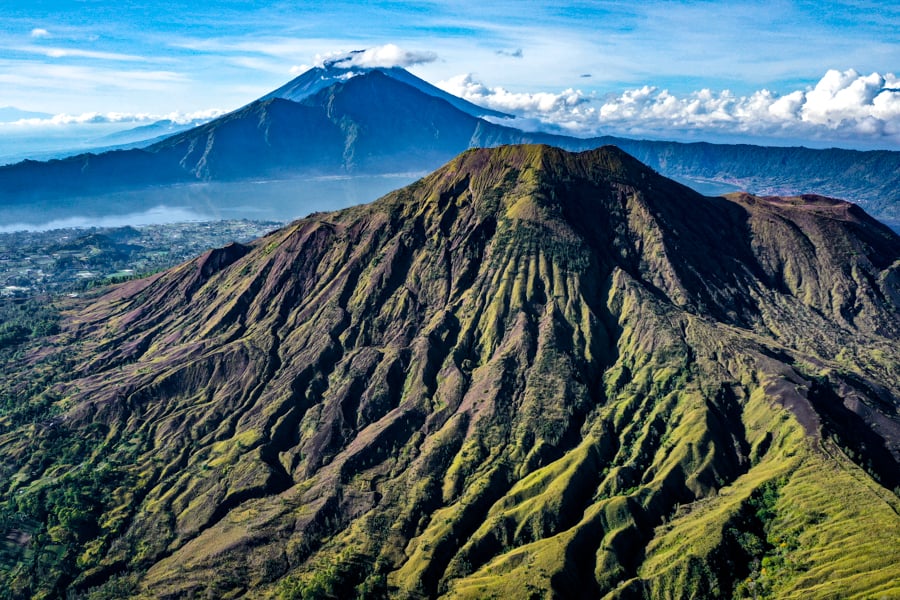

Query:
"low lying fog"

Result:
[[0, 174, 421, 232]]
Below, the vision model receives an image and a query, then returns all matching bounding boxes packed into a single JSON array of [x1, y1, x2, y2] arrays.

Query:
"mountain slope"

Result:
[[1, 145, 898, 599], [91, 118, 213, 147], [1, 66, 899, 225]]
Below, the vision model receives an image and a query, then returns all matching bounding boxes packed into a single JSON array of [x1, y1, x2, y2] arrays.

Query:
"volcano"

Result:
[[1, 145, 898, 598]]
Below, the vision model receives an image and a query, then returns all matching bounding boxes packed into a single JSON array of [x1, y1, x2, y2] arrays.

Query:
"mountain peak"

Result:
[[263, 63, 513, 119], [409, 144, 673, 221], [445, 143, 656, 184]]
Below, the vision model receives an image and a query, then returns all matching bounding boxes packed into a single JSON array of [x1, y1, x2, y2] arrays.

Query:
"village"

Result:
[[0, 219, 282, 298]]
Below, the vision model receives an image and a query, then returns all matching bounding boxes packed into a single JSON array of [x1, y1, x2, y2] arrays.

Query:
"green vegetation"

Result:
[[0, 299, 60, 352], [0, 299, 145, 599], [0, 456, 135, 599]]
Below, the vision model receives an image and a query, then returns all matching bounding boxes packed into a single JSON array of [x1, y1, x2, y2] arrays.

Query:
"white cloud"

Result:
[[439, 69, 900, 146], [15, 45, 148, 62], [0, 108, 224, 127], [438, 73, 593, 133], [317, 44, 438, 69], [30, 28, 50, 38], [595, 69, 900, 145], [800, 69, 900, 128], [0, 206, 209, 233]]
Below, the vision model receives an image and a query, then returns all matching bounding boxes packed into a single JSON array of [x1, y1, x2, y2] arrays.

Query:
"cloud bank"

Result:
[[441, 69, 900, 147], [597, 69, 900, 145], [317, 44, 437, 70], [439, 74, 593, 133]]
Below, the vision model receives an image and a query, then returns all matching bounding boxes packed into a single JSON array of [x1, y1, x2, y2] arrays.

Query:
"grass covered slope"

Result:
[[0, 145, 898, 599]]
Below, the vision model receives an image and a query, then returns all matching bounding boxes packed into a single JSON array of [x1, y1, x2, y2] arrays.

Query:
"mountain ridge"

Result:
[[1, 145, 898, 598]]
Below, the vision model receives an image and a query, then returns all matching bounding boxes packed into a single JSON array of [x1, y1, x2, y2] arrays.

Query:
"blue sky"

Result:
[[1, 1, 899, 149]]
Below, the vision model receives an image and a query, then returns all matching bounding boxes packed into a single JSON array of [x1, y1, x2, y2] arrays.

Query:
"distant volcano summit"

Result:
[[262, 56, 513, 120]]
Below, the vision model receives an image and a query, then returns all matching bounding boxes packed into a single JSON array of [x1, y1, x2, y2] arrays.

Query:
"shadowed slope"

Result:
[[0, 145, 898, 599]]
